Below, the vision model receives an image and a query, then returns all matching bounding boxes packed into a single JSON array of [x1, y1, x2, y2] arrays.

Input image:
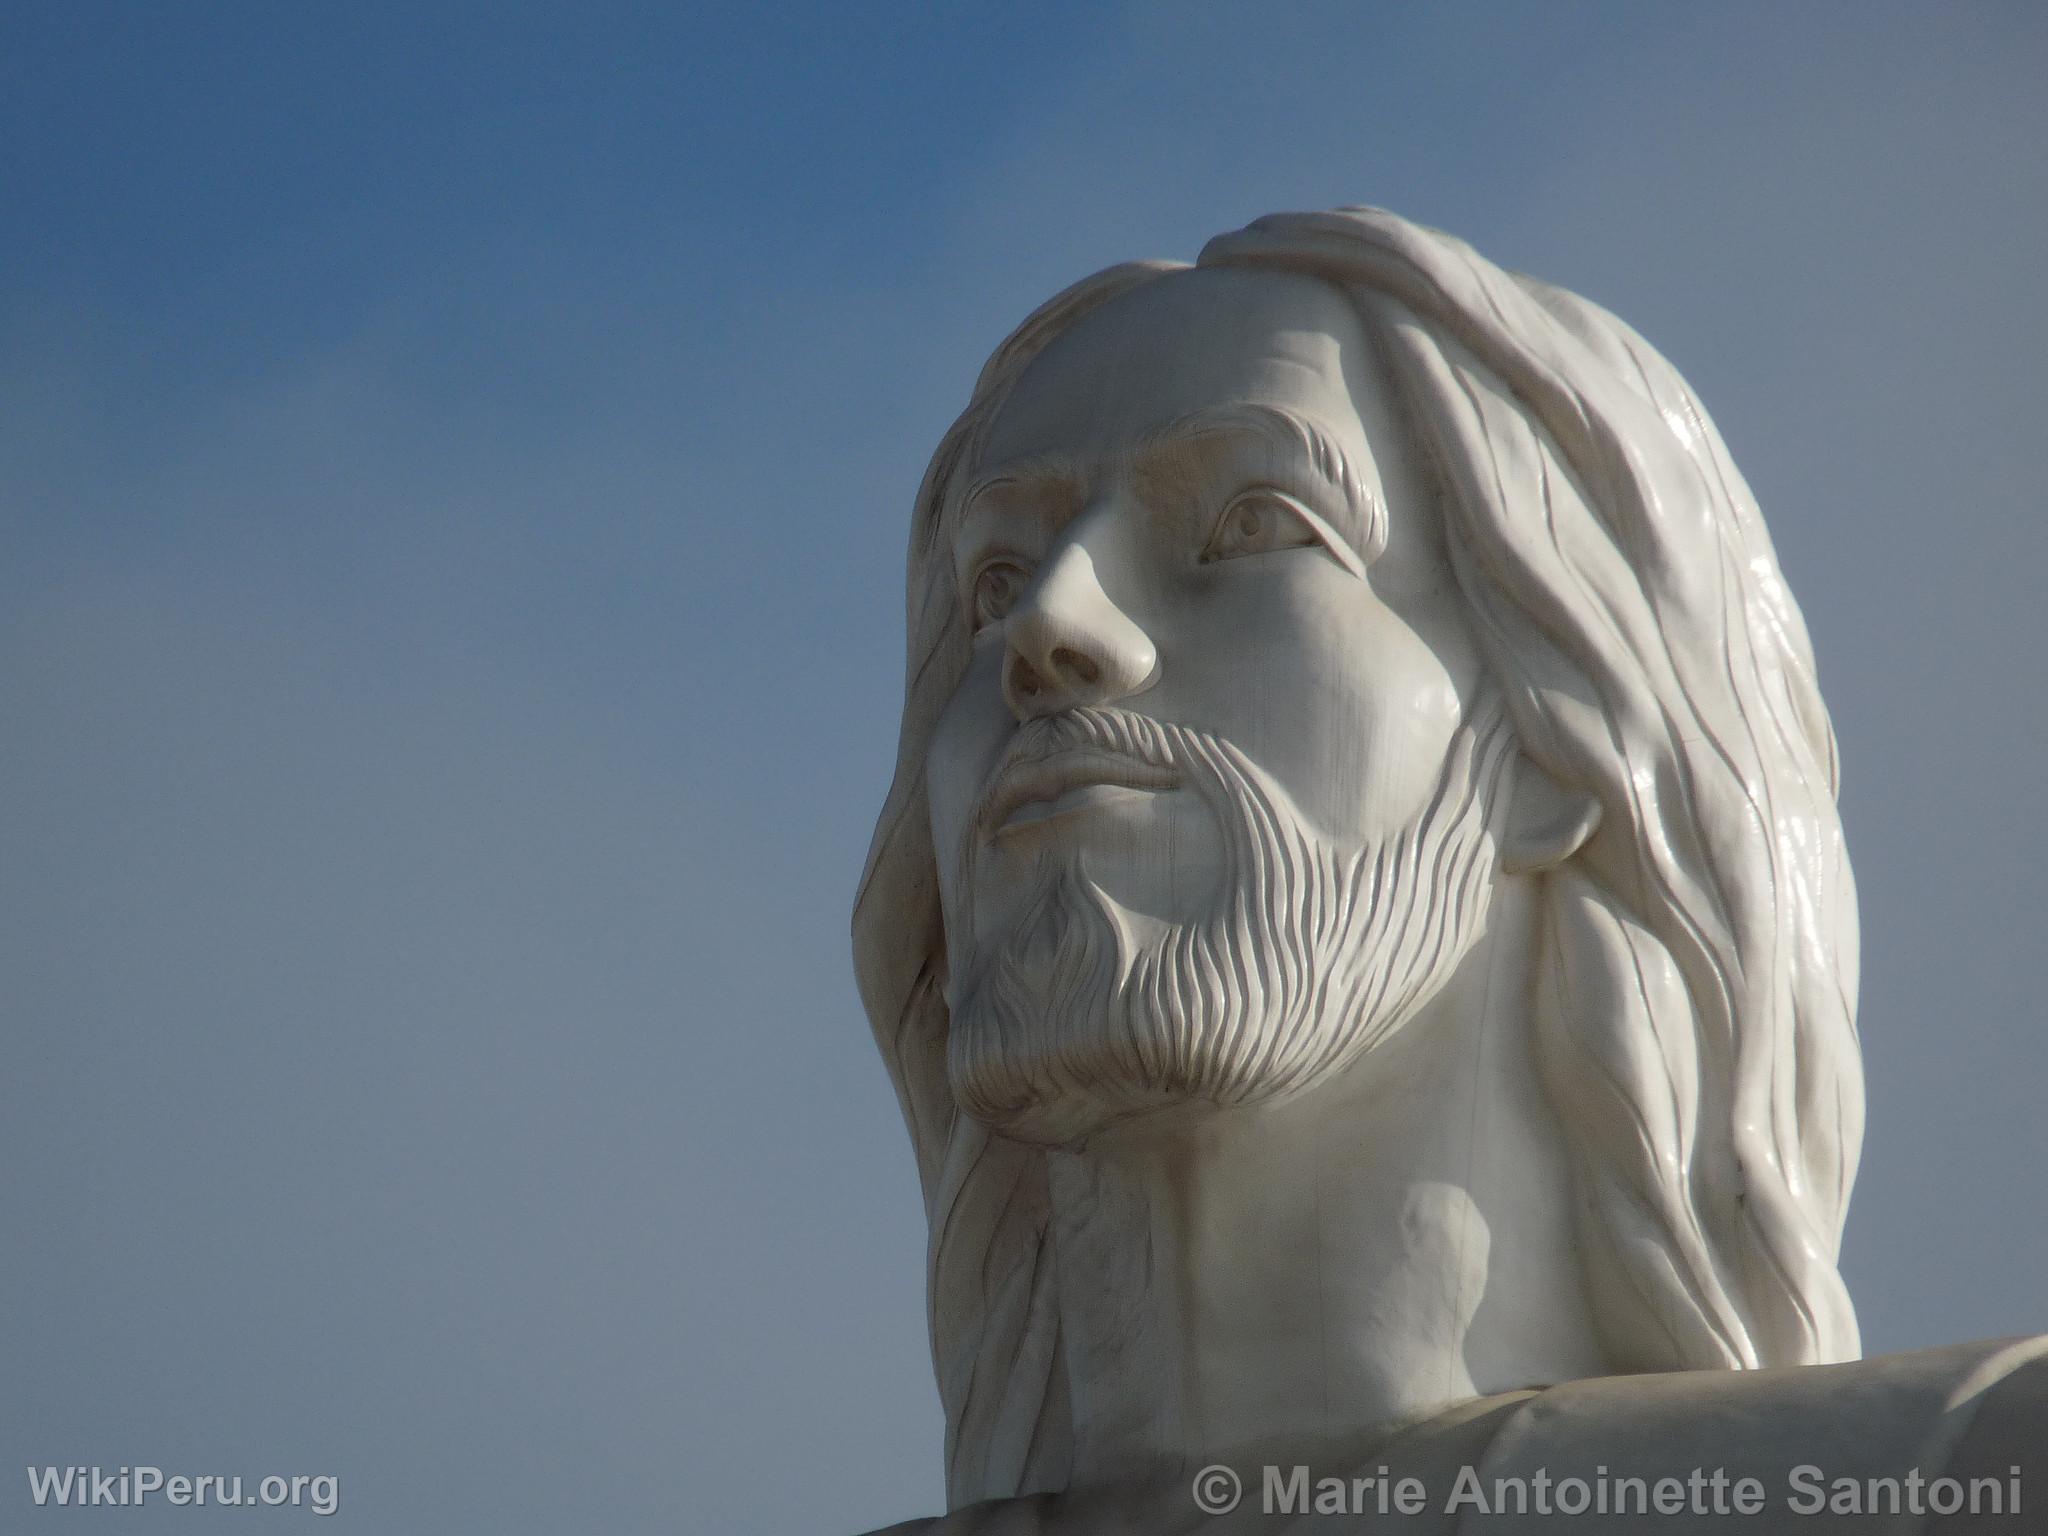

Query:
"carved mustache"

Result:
[[970, 708, 1186, 842]]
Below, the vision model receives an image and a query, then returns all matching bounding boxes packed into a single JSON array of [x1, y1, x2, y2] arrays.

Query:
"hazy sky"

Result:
[[5, 5, 2046, 1532]]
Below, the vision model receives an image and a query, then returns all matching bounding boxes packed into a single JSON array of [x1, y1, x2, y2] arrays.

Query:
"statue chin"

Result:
[[944, 703, 1512, 1150], [943, 865, 1441, 1151]]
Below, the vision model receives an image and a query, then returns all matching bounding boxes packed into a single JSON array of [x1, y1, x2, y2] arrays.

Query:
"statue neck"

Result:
[[1041, 875, 1611, 1489]]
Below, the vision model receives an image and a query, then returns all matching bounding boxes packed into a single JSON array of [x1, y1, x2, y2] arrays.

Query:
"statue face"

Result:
[[926, 267, 1502, 1143]]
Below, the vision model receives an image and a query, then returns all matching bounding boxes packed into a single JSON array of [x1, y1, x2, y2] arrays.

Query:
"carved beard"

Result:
[[945, 698, 1514, 1146]]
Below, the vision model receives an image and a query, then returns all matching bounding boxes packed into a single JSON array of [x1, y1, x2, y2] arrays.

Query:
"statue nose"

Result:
[[1002, 543, 1157, 721]]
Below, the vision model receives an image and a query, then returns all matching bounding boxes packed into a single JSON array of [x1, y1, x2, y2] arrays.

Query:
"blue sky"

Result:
[[5, 5, 2046, 1532]]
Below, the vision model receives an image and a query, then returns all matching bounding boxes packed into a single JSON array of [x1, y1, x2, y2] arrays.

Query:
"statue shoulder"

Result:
[[852, 1339, 2048, 1534], [1464, 1337, 2048, 1530]]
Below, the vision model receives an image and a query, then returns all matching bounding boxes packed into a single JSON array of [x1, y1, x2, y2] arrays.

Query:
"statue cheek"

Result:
[[1249, 599, 1471, 845], [925, 650, 1014, 854]]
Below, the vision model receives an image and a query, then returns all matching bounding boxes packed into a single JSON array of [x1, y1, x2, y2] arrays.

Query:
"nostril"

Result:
[[1050, 647, 1100, 686], [1011, 658, 1044, 698]]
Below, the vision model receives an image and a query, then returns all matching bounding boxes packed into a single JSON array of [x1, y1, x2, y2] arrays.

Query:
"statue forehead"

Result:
[[978, 266, 1382, 472]]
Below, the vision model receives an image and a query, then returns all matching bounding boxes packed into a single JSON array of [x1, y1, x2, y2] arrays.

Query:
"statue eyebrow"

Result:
[[1138, 403, 1384, 564], [958, 454, 1084, 523], [955, 404, 1384, 571]]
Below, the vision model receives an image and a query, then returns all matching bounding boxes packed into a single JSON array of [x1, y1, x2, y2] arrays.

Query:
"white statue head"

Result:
[[927, 263, 1519, 1150], [853, 208, 1862, 1502]]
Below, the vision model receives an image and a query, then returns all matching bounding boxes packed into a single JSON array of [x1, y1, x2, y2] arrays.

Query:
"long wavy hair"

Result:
[[851, 207, 1862, 1508]]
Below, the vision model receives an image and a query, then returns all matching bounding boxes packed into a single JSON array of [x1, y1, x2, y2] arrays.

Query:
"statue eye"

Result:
[[1199, 489, 1323, 564], [970, 559, 1030, 631]]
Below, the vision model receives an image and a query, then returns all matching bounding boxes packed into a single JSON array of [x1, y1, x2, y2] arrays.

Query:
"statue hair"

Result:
[[851, 207, 1863, 1508]]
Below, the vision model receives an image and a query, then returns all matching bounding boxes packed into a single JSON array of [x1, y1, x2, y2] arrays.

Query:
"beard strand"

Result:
[[946, 695, 1516, 1143]]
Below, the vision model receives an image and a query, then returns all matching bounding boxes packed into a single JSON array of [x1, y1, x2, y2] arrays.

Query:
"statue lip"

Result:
[[981, 746, 1180, 838]]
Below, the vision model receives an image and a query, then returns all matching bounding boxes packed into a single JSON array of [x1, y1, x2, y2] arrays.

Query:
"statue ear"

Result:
[[1501, 754, 1601, 874]]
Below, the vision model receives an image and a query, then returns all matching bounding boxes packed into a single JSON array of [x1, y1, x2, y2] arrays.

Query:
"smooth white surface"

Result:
[[853, 208, 2036, 1527]]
